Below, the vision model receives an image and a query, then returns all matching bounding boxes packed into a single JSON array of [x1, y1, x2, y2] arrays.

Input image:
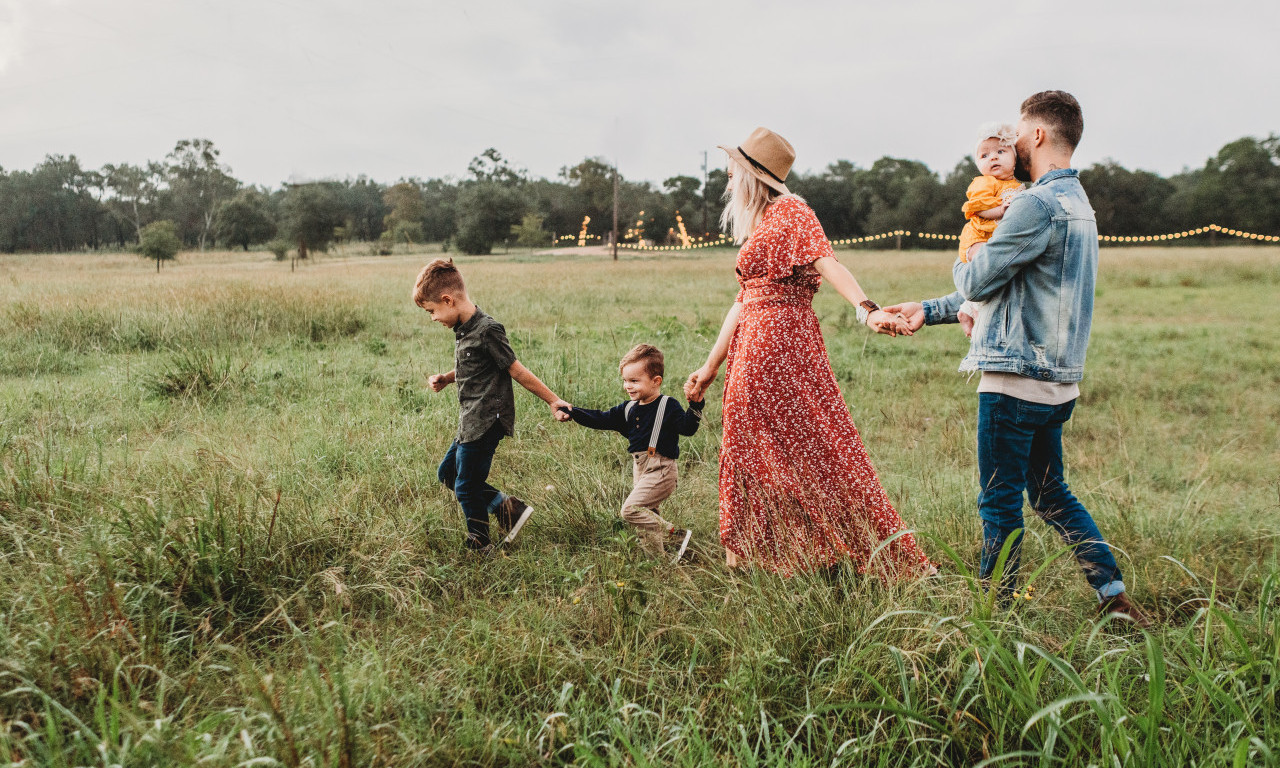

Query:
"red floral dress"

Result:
[[719, 196, 933, 577]]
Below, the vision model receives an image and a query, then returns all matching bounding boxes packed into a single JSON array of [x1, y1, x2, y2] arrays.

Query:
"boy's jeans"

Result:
[[977, 393, 1125, 601], [438, 421, 506, 550]]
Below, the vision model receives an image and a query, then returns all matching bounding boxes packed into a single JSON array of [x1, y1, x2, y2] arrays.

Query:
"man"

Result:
[[887, 91, 1150, 626]]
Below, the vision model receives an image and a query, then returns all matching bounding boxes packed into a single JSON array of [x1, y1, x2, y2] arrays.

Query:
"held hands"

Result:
[[550, 399, 573, 422], [684, 365, 718, 402], [881, 302, 926, 333], [867, 309, 913, 337]]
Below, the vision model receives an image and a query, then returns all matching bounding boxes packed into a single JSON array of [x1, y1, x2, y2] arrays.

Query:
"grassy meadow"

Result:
[[0, 244, 1277, 766]]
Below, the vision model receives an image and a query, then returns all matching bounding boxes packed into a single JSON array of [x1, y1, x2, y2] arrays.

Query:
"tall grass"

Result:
[[0, 246, 1277, 766]]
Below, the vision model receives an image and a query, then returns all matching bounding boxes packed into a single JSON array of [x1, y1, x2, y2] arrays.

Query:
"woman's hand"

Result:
[[867, 309, 913, 337], [684, 365, 719, 401]]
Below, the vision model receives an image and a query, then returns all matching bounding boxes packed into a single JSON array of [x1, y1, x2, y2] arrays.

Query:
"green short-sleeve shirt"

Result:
[[453, 308, 517, 443]]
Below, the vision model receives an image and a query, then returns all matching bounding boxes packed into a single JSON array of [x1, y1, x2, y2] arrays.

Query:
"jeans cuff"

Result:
[[1096, 581, 1125, 602], [487, 493, 506, 514]]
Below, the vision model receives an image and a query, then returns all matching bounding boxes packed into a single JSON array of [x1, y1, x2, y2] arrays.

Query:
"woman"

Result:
[[685, 127, 934, 578]]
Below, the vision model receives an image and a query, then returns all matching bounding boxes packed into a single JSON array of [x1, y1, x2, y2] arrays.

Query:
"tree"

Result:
[[663, 175, 702, 226], [103, 161, 165, 242], [216, 188, 277, 250], [165, 139, 239, 250], [340, 177, 389, 242], [280, 182, 345, 258], [454, 183, 525, 255], [468, 148, 525, 186], [422, 178, 459, 243], [137, 220, 181, 271], [1080, 161, 1175, 236], [510, 213, 551, 248], [383, 181, 427, 243]]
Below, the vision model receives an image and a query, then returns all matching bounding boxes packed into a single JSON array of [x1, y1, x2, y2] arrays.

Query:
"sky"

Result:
[[2, 0, 1278, 188]]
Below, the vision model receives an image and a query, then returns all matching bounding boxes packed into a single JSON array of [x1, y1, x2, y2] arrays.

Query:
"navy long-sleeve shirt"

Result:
[[570, 396, 704, 460]]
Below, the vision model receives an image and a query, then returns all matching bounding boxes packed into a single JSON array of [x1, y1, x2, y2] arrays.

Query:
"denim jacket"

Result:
[[923, 168, 1097, 383]]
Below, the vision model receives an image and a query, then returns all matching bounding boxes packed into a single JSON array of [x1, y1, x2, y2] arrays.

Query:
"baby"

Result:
[[957, 123, 1024, 336]]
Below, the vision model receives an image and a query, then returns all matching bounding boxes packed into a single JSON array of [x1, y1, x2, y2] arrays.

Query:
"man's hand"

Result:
[[427, 371, 455, 392], [684, 365, 718, 401], [550, 399, 573, 422], [882, 302, 925, 332], [958, 311, 975, 338], [867, 309, 912, 337]]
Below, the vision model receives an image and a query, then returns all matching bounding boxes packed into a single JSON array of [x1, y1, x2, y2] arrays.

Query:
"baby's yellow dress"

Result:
[[958, 176, 1024, 261]]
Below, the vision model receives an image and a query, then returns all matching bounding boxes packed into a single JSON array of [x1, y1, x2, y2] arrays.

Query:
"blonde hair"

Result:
[[619, 344, 663, 378], [974, 122, 1018, 156], [412, 258, 467, 305], [720, 157, 787, 244]]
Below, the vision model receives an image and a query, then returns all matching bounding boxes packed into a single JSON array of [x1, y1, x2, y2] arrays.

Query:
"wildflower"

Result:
[[615, 581, 626, 588]]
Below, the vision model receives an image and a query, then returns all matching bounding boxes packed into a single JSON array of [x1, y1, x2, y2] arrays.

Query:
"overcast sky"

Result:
[[2, 0, 1277, 187]]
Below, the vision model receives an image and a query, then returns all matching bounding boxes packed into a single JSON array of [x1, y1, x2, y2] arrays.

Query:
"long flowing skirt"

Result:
[[719, 296, 933, 577]]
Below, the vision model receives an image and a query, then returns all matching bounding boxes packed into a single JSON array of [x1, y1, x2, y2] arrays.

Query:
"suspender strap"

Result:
[[648, 396, 669, 456]]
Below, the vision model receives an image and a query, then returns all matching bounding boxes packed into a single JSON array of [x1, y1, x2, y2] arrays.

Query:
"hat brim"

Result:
[[718, 144, 790, 196]]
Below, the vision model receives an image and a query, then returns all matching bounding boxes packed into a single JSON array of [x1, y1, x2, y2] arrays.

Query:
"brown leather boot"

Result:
[[1098, 592, 1153, 629]]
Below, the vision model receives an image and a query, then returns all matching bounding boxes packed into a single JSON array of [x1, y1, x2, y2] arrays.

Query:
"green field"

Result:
[[1, 245, 1277, 766]]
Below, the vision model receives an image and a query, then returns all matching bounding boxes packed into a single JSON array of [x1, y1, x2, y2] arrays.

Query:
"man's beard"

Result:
[[1014, 146, 1033, 182]]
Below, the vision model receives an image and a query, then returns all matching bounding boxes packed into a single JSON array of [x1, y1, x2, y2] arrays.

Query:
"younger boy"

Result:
[[562, 344, 704, 562], [413, 258, 571, 554]]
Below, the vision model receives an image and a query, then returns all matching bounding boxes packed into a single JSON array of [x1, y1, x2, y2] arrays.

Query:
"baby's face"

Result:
[[976, 138, 1016, 180]]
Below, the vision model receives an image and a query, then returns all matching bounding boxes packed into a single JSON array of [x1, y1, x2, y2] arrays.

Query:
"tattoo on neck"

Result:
[[1048, 163, 1061, 171]]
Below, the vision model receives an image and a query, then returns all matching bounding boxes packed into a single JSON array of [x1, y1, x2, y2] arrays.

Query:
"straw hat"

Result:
[[718, 127, 794, 196]]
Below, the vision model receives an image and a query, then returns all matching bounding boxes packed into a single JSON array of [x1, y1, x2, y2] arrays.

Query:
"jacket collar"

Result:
[[1033, 167, 1078, 187]]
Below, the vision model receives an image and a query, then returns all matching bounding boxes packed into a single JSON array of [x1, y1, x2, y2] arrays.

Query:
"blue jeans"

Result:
[[977, 393, 1124, 601], [438, 421, 507, 550]]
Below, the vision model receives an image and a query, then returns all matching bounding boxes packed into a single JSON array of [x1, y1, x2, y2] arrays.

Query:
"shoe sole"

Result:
[[672, 529, 692, 564], [501, 504, 533, 545]]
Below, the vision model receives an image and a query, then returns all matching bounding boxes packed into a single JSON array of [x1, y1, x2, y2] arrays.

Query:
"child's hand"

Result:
[[550, 399, 573, 422], [958, 311, 975, 338], [427, 372, 454, 392]]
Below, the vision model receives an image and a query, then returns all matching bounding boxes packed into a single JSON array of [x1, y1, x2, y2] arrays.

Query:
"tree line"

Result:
[[1, 134, 1277, 258]]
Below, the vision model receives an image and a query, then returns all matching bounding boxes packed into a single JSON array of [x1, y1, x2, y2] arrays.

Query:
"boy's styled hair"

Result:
[[1020, 90, 1084, 150], [974, 122, 1017, 155], [412, 258, 467, 305], [619, 344, 664, 379]]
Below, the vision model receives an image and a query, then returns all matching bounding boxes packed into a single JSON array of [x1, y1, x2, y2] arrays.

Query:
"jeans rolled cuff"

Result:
[[486, 493, 506, 514], [1096, 581, 1125, 602]]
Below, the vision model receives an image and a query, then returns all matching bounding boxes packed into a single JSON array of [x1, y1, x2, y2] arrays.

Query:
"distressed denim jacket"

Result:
[[923, 168, 1097, 383]]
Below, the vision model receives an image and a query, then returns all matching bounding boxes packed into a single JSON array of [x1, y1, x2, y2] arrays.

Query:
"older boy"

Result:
[[413, 258, 571, 554]]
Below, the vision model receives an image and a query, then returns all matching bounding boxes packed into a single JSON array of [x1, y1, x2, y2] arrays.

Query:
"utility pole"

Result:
[[612, 163, 619, 261], [701, 150, 709, 236]]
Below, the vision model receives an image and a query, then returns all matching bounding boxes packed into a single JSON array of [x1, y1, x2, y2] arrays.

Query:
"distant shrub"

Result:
[[266, 238, 291, 261]]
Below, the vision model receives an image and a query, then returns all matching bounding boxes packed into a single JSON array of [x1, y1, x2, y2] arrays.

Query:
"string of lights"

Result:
[[602, 222, 1278, 251]]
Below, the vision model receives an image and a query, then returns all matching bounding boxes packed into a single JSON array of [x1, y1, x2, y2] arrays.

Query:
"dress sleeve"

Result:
[[758, 198, 835, 281], [962, 176, 1005, 219]]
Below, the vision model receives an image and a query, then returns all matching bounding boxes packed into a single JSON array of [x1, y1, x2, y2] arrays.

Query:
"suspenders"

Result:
[[624, 395, 670, 456]]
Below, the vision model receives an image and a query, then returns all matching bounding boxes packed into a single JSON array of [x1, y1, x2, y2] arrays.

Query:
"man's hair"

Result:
[[1020, 90, 1084, 150], [619, 344, 664, 379], [412, 258, 467, 305]]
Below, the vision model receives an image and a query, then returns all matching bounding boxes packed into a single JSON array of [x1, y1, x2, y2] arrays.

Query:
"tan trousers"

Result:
[[621, 452, 678, 554]]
